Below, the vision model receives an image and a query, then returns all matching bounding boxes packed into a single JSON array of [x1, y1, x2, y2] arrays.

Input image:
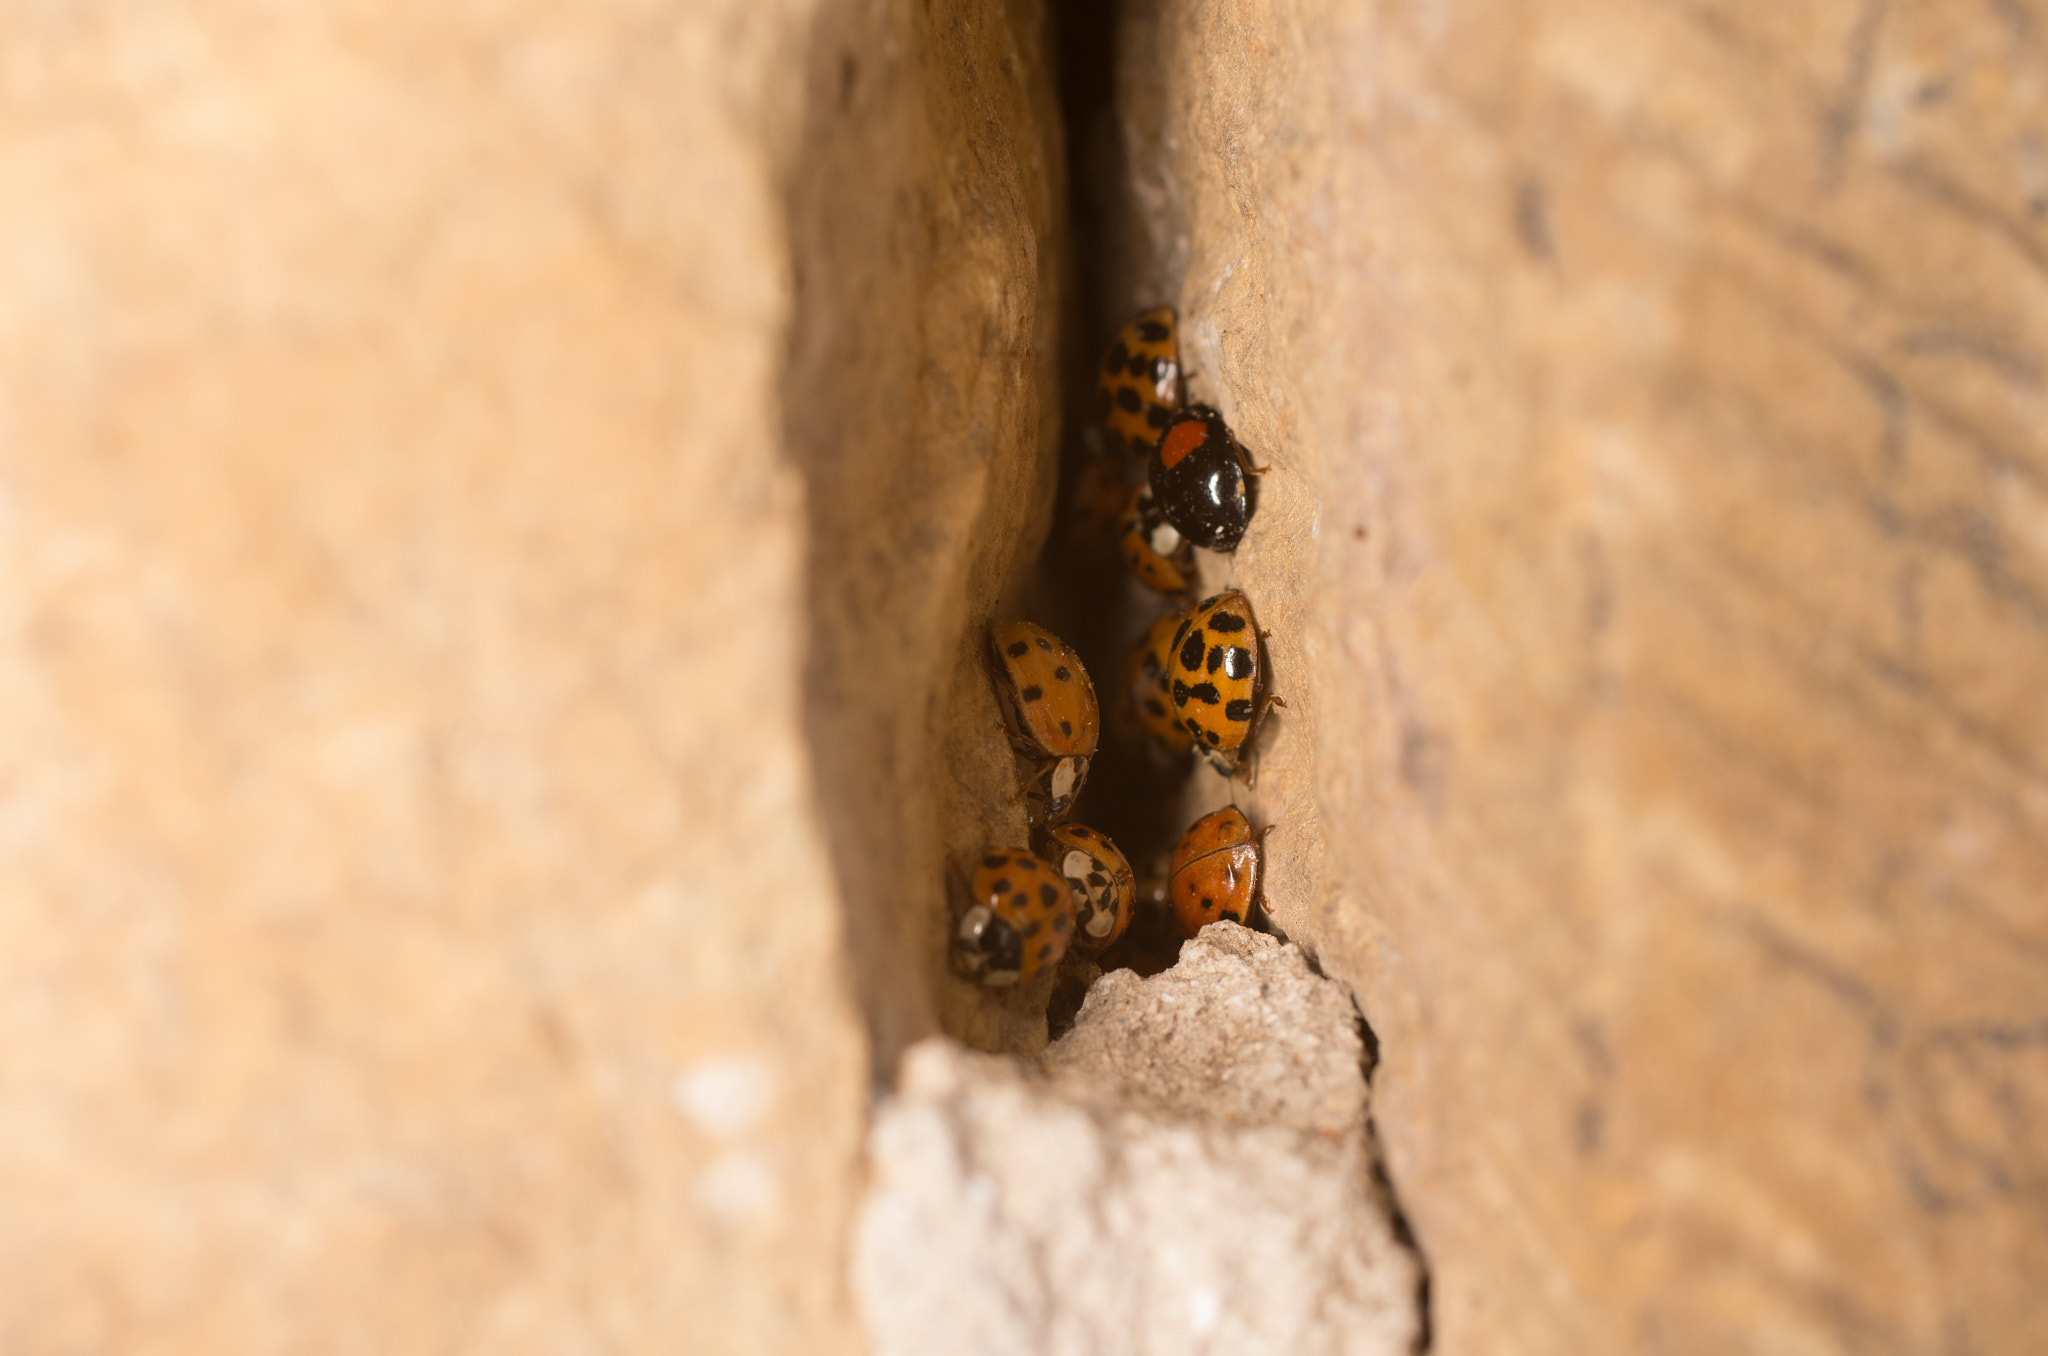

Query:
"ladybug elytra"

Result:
[[1098, 305, 1183, 458], [1168, 806, 1262, 936], [1147, 404, 1262, 552], [1125, 609, 1196, 763], [1167, 589, 1279, 777], [989, 621, 1100, 819], [950, 848, 1076, 986]]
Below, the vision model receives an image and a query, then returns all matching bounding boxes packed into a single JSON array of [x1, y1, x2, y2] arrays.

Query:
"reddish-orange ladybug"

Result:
[[1148, 404, 1262, 551], [1042, 822, 1136, 956], [1098, 305, 1183, 457], [1124, 610, 1195, 762], [1168, 807, 1262, 936], [1067, 456, 1130, 551], [1116, 481, 1196, 595], [990, 621, 1100, 818], [1167, 590, 1280, 776], [950, 848, 1076, 986]]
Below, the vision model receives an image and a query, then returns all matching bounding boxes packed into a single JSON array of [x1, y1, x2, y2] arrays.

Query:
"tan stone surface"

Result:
[[1099, 1, 2048, 1352], [0, 0, 1061, 1352]]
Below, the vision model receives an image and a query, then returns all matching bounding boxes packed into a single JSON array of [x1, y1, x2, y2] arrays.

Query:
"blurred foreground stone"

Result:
[[857, 924, 1420, 1356]]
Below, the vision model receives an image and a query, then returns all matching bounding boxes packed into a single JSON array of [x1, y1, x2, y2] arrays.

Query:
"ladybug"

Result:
[[1147, 404, 1263, 551], [1067, 455, 1130, 551], [949, 848, 1075, 986], [1168, 806, 1263, 936], [989, 621, 1100, 818], [1124, 609, 1194, 762], [1167, 590, 1280, 777], [1116, 481, 1196, 595], [1041, 822, 1136, 956], [1098, 305, 1183, 457]]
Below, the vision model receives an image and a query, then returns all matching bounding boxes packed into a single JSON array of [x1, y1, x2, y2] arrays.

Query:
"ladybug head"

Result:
[[949, 903, 1022, 987]]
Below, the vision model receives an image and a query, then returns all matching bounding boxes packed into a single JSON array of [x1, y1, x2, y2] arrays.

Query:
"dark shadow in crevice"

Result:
[[1357, 1008, 1437, 1353]]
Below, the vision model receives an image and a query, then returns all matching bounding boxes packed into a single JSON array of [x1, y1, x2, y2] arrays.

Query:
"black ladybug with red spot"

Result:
[[1146, 404, 1263, 552]]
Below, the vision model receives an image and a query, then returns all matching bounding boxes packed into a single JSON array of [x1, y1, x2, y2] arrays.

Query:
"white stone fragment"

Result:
[[856, 923, 1420, 1356]]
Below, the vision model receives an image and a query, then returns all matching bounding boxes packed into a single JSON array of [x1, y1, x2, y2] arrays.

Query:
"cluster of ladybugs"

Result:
[[950, 306, 1281, 991]]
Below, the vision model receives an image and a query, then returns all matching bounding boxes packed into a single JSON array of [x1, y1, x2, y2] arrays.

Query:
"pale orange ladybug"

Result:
[[949, 848, 1076, 986], [1168, 806, 1262, 936], [990, 621, 1100, 818], [1068, 456, 1131, 551]]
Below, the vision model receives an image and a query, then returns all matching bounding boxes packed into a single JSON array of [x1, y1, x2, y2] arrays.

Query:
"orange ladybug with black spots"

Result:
[[1167, 590, 1280, 777], [990, 621, 1100, 818], [1098, 305, 1183, 457], [1168, 806, 1262, 936], [950, 848, 1076, 986]]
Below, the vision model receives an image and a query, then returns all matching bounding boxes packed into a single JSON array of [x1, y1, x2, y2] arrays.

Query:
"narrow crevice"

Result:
[[1038, 1, 1439, 1342], [1357, 1010, 1437, 1354]]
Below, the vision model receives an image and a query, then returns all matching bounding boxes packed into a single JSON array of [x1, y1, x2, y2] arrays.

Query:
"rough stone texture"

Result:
[[1094, 2, 2048, 1352], [0, 1, 1059, 1352], [856, 924, 1420, 1356], [789, 0, 1070, 1066]]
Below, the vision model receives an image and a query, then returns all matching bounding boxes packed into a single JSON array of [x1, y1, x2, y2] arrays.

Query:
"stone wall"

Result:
[[1091, 1, 2048, 1352], [0, 1, 1061, 1352], [3, 0, 2043, 1352]]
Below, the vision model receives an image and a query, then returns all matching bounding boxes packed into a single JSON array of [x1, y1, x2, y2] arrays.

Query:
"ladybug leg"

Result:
[[1234, 441, 1271, 476]]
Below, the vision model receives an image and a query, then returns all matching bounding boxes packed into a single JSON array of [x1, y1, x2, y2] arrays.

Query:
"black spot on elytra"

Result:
[[1171, 680, 1190, 705], [1128, 353, 1152, 378], [1178, 632, 1206, 670], [1221, 909, 1241, 923], [982, 854, 1008, 869], [989, 877, 1012, 895], [1037, 943, 1053, 959], [1225, 698, 1254, 722], [1036, 636, 1052, 650], [1136, 320, 1170, 342], [1060, 720, 1073, 736], [1054, 666, 1070, 681], [1104, 340, 1129, 371], [1205, 728, 1222, 745], [1040, 883, 1060, 908], [1020, 685, 1043, 702], [1116, 387, 1142, 413], [1022, 918, 1042, 938], [1222, 647, 1253, 680], [1146, 404, 1173, 429], [1011, 891, 1030, 910], [1206, 645, 1224, 674], [1207, 610, 1248, 633], [1144, 697, 1167, 717], [1007, 641, 1030, 657], [1053, 913, 1070, 933], [1187, 682, 1221, 705], [1201, 896, 1214, 910]]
